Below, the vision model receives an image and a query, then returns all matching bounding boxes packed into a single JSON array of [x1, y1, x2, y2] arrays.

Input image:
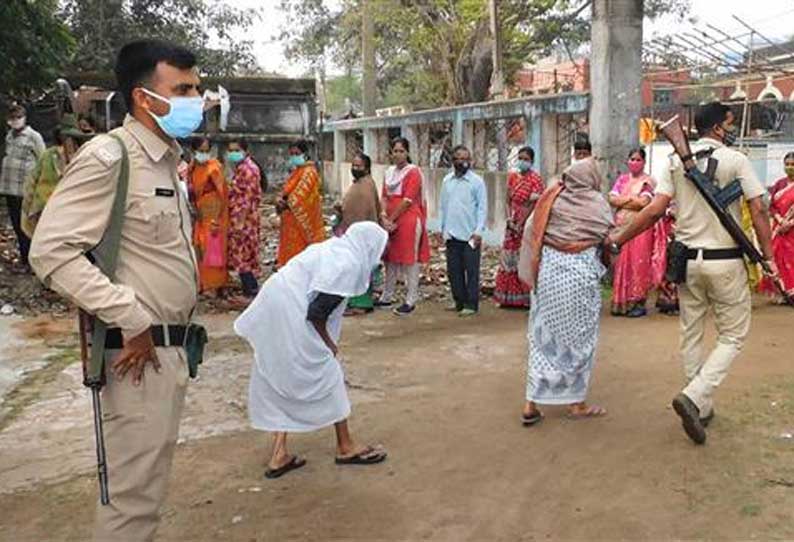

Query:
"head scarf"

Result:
[[308, 221, 388, 297], [517, 158, 613, 290], [544, 157, 613, 246]]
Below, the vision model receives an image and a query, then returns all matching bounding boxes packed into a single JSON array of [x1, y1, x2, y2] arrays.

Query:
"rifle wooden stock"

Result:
[[661, 116, 794, 306], [660, 116, 696, 170]]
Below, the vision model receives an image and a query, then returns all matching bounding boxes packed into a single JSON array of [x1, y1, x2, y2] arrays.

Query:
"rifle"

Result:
[[660, 116, 794, 306], [76, 133, 130, 505], [79, 309, 109, 505]]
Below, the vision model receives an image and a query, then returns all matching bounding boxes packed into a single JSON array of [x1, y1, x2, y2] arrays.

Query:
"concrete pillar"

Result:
[[525, 112, 558, 182], [333, 129, 346, 164], [452, 111, 465, 146], [495, 121, 508, 171], [363, 128, 377, 158], [404, 124, 430, 167], [375, 128, 390, 164], [590, 0, 644, 189], [463, 121, 474, 151], [471, 121, 487, 170], [526, 113, 541, 179], [331, 129, 346, 195], [403, 125, 418, 161]]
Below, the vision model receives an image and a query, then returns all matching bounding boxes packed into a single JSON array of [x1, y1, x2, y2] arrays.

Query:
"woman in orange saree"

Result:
[[189, 137, 229, 293], [276, 140, 326, 267]]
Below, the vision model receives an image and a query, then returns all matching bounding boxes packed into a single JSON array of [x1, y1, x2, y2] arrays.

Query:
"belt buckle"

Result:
[[162, 323, 171, 347]]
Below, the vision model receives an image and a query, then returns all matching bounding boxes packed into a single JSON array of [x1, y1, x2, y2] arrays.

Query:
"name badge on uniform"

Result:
[[155, 188, 175, 197]]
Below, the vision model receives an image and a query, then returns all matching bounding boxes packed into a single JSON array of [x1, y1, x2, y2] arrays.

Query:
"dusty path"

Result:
[[1, 300, 794, 541]]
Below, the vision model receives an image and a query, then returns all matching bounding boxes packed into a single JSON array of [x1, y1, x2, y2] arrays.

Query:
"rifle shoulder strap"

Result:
[[694, 148, 719, 183], [88, 134, 130, 380]]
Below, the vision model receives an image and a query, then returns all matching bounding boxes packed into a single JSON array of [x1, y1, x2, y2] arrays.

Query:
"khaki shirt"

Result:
[[30, 115, 198, 339], [657, 137, 765, 249]]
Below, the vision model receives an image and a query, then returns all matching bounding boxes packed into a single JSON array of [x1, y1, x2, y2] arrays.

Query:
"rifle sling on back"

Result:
[[85, 134, 130, 386]]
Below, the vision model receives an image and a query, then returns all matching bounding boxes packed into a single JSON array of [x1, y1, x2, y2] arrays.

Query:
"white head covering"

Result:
[[233, 221, 388, 432], [307, 221, 388, 297]]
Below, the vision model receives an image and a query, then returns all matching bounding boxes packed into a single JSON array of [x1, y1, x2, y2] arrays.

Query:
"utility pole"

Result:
[[489, 0, 505, 101], [589, 0, 644, 189], [361, 0, 377, 117], [738, 31, 754, 147]]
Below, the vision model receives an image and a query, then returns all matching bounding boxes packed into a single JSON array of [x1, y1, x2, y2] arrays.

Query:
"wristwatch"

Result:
[[607, 241, 621, 255]]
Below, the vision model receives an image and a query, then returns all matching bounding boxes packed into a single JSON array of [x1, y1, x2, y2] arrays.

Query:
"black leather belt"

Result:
[[103, 324, 188, 349], [685, 248, 743, 260]]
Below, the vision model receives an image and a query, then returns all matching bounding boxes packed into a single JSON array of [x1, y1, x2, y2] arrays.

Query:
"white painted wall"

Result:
[[324, 161, 513, 246]]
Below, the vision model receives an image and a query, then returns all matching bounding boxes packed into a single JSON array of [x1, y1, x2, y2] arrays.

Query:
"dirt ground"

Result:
[[1, 298, 794, 541]]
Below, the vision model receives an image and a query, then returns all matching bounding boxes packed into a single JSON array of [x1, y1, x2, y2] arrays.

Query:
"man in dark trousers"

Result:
[[440, 145, 488, 317], [1, 104, 45, 271]]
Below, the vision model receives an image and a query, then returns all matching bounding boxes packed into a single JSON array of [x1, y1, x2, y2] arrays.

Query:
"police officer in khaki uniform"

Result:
[[607, 102, 779, 446], [30, 40, 203, 541]]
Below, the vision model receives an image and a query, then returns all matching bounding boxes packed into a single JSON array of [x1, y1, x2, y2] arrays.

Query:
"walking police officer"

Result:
[[607, 102, 779, 445]]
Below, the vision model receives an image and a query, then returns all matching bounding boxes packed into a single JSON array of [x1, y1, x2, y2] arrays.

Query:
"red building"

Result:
[[515, 57, 691, 112]]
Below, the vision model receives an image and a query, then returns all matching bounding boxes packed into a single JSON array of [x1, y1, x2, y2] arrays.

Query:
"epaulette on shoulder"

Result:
[[91, 135, 124, 168]]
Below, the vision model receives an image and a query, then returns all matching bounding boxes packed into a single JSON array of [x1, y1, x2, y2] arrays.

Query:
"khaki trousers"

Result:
[[678, 257, 751, 417], [93, 347, 188, 542]]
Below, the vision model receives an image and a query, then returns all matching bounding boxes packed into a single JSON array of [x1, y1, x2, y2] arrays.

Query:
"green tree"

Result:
[[325, 73, 363, 115], [279, 0, 691, 109], [0, 0, 75, 99], [60, 0, 262, 77]]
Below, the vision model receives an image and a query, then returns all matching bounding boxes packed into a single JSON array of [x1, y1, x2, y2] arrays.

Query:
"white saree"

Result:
[[234, 222, 388, 432]]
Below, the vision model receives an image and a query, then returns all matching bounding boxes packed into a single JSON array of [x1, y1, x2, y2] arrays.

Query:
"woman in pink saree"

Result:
[[759, 152, 794, 303], [608, 148, 656, 317]]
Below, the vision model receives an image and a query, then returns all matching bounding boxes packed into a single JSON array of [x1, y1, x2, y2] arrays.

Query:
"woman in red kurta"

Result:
[[494, 146, 544, 308], [759, 152, 794, 302], [376, 137, 430, 316]]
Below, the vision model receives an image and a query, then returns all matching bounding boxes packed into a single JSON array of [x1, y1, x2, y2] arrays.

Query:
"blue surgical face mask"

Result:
[[227, 150, 245, 164], [141, 88, 204, 139], [288, 155, 306, 169], [516, 159, 532, 173], [194, 151, 211, 164]]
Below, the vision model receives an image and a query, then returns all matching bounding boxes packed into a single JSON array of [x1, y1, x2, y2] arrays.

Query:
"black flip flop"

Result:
[[264, 456, 307, 479], [521, 411, 544, 426], [335, 446, 387, 465]]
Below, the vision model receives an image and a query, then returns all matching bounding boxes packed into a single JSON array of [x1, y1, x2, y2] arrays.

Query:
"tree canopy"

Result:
[[3, 0, 264, 101], [280, 0, 691, 112], [0, 0, 75, 99], [60, 0, 262, 77]]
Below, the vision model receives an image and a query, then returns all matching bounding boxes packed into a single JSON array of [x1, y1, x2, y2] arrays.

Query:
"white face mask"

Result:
[[8, 117, 25, 130]]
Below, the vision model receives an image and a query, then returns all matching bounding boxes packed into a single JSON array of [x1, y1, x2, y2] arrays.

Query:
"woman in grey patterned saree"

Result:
[[518, 158, 614, 425]]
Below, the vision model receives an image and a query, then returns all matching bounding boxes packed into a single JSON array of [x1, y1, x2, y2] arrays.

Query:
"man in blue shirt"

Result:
[[440, 145, 488, 316]]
